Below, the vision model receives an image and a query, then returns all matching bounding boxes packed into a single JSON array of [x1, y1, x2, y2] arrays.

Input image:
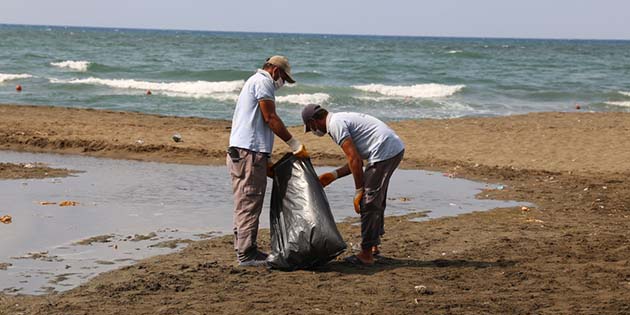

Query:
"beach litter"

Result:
[[525, 218, 544, 223], [40, 201, 57, 206], [521, 206, 530, 212], [0, 215, 12, 224], [172, 133, 182, 142], [59, 201, 79, 207], [414, 285, 433, 295]]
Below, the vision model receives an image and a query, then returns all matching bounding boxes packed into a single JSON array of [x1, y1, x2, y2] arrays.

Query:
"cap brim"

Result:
[[284, 72, 296, 84]]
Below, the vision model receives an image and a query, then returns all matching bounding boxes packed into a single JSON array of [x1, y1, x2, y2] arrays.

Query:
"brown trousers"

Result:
[[226, 147, 268, 261], [360, 150, 404, 250]]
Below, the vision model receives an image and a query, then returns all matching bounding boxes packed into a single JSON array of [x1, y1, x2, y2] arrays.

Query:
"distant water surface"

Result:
[[1, 24, 630, 124]]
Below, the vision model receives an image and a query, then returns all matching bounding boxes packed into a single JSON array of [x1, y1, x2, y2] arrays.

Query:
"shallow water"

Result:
[[0, 151, 524, 294]]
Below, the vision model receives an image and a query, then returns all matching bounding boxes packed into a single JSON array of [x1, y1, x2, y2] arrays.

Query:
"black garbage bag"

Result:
[[267, 153, 346, 270]]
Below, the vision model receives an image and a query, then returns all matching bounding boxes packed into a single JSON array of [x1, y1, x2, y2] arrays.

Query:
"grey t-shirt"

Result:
[[327, 112, 405, 164], [229, 69, 276, 153]]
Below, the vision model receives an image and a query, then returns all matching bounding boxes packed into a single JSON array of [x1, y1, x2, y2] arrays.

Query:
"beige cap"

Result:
[[266, 55, 296, 83]]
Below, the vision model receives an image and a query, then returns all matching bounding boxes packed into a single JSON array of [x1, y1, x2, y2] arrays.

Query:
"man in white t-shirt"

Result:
[[301, 104, 405, 266], [227, 56, 308, 267]]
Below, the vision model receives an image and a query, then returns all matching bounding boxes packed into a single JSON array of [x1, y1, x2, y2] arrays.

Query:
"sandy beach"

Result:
[[1, 104, 630, 314]]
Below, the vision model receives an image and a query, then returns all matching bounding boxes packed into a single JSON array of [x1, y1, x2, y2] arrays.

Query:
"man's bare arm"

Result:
[[340, 137, 363, 189], [259, 99, 292, 141]]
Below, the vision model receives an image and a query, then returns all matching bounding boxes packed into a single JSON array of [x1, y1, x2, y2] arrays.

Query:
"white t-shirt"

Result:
[[326, 112, 405, 164], [229, 69, 276, 153]]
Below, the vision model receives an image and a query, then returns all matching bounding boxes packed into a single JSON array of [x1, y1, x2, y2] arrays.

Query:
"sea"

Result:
[[1, 24, 630, 124]]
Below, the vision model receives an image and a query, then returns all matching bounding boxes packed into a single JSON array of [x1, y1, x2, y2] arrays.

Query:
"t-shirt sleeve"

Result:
[[253, 79, 275, 101], [328, 119, 351, 146]]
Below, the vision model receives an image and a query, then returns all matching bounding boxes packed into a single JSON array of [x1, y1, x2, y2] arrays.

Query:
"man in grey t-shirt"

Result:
[[301, 104, 405, 266], [227, 56, 308, 267]]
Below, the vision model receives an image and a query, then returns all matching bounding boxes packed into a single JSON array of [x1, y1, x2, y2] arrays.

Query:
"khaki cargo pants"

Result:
[[226, 147, 268, 262], [360, 150, 404, 250]]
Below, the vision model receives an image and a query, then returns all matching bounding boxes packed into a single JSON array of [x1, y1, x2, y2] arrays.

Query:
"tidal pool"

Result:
[[0, 151, 524, 294]]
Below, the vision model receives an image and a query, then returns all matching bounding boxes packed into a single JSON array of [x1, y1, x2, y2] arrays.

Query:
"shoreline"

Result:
[[2, 104, 630, 314]]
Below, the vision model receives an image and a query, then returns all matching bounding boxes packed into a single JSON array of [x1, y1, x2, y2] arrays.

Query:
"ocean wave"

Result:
[[50, 77, 245, 98], [157, 69, 252, 81], [161, 91, 238, 101], [51, 60, 91, 72], [352, 83, 465, 98], [606, 101, 630, 108], [619, 91, 630, 97], [276, 93, 330, 105], [353, 96, 398, 102], [0, 73, 33, 83], [447, 50, 463, 54]]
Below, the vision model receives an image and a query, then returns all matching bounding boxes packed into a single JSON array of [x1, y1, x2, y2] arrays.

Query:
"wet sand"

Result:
[[1, 104, 630, 314], [0, 162, 75, 180]]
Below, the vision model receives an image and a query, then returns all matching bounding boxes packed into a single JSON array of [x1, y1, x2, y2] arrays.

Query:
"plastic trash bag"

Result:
[[267, 154, 346, 270]]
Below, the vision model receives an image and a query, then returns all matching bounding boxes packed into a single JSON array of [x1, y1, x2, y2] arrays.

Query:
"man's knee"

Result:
[[363, 197, 385, 214]]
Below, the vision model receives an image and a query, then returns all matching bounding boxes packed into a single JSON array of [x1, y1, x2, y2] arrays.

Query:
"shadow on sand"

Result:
[[314, 257, 516, 275]]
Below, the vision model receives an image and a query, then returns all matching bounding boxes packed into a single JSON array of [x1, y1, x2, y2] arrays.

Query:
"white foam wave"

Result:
[[276, 93, 330, 105], [606, 101, 630, 108], [51, 60, 90, 72], [0, 73, 32, 83], [353, 83, 465, 98], [619, 91, 630, 97], [353, 96, 397, 102], [447, 50, 463, 54], [161, 91, 238, 102], [50, 77, 245, 98]]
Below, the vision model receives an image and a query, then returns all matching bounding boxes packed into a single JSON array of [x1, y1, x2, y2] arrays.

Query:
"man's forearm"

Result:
[[267, 115, 292, 142], [335, 164, 351, 178], [347, 158, 364, 190]]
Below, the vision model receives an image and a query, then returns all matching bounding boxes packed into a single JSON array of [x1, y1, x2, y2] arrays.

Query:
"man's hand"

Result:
[[353, 188, 364, 214], [319, 171, 338, 187], [287, 137, 309, 159]]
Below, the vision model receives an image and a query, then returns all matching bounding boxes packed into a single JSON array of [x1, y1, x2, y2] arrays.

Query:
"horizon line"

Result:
[[2, 22, 630, 42]]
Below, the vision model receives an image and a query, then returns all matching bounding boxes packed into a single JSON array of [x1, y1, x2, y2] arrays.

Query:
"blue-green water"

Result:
[[1, 24, 630, 124]]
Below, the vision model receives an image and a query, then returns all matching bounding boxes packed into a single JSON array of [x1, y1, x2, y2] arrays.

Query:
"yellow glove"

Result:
[[353, 188, 364, 214], [319, 171, 338, 187], [267, 162, 274, 178], [286, 137, 309, 159]]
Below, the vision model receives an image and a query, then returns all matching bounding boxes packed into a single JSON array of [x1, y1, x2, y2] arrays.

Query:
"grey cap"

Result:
[[301, 104, 325, 132]]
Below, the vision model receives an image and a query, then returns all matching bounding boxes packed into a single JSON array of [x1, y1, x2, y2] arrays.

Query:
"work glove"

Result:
[[319, 171, 338, 187], [286, 137, 309, 159], [267, 161, 274, 178], [353, 188, 364, 214]]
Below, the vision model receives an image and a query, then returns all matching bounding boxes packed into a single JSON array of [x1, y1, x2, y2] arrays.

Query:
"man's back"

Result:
[[327, 112, 405, 164]]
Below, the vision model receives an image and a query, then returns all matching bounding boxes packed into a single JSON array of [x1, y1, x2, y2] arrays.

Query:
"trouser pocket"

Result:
[[227, 148, 248, 179]]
